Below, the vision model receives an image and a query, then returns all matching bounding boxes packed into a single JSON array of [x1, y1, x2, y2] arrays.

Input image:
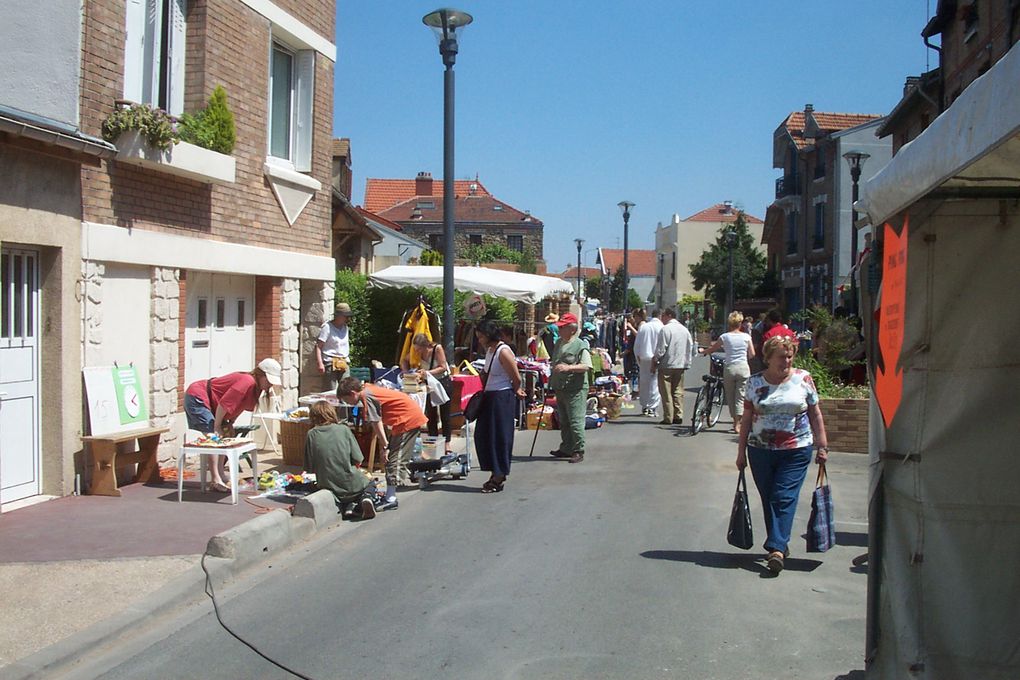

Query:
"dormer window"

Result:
[[416, 201, 435, 210], [493, 205, 503, 211]]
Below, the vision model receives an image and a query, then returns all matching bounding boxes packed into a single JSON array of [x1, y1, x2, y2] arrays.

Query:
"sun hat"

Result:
[[334, 302, 354, 316], [257, 358, 283, 386], [544, 312, 560, 323], [555, 313, 579, 327]]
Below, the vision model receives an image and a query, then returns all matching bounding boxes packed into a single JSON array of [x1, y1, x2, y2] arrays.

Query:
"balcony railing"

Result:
[[775, 175, 800, 199]]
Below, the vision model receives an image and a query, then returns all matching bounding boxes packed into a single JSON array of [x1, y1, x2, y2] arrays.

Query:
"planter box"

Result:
[[819, 397, 869, 454], [115, 129, 236, 185]]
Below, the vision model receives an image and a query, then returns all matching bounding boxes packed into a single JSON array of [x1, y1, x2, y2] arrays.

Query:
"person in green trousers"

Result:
[[548, 313, 592, 464]]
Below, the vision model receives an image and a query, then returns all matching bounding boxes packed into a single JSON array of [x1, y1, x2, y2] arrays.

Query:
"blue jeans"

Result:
[[184, 394, 214, 433], [747, 445, 813, 554]]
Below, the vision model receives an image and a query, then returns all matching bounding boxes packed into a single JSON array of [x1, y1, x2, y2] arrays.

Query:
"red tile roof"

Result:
[[683, 203, 764, 224], [355, 206, 404, 232], [364, 176, 491, 213], [556, 266, 601, 280], [376, 194, 542, 228], [598, 249, 658, 277], [779, 110, 883, 149]]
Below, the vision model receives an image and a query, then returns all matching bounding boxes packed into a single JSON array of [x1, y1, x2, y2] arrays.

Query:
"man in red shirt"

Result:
[[337, 377, 428, 510]]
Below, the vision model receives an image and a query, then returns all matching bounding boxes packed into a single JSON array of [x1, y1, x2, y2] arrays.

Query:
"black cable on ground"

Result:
[[200, 552, 318, 680]]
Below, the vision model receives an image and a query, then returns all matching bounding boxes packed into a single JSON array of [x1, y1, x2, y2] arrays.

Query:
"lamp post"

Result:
[[843, 150, 870, 316], [725, 227, 737, 314], [573, 238, 585, 310], [658, 252, 664, 310], [423, 7, 473, 358], [618, 201, 635, 312]]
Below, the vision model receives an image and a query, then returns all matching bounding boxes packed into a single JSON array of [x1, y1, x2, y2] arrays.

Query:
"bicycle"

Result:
[[691, 352, 725, 435]]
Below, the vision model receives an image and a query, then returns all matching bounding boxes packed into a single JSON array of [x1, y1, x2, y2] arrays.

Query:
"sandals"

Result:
[[767, 551, 785, 574], [481, 478, 505, 493]]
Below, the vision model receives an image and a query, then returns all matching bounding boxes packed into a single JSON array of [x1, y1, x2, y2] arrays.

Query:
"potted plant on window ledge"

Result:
[[102, 86, 237, 185]]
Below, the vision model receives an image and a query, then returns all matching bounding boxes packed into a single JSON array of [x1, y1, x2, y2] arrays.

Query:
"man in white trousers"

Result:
[[633, 309, 663, 417]]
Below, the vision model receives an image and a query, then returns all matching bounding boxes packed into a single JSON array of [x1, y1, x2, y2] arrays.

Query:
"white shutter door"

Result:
[[142, 0, 163, 106], [123, 0, 146, 101], [292, 50, 315, 172], [168, 0, 187, 115]]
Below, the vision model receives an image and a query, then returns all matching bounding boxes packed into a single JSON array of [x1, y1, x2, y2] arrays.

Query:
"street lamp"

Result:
[[618, 201, 635, 312], [423, 7, 473, 358], [658, 252, 664, 310], [843, 150, 870, 316], [725, 227, 737, 314], [573, 238, 585, 310]]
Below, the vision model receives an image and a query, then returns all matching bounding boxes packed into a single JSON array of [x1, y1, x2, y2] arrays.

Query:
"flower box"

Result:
[[115, 129, 235, 185]]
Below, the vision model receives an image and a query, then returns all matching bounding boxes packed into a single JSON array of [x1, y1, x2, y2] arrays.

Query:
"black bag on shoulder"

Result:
[[464, 342, 502, 422], [727, 469, 754, 550]]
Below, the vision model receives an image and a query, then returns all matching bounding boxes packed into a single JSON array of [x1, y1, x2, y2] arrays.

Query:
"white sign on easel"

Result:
[[83, 364, 150, 436]]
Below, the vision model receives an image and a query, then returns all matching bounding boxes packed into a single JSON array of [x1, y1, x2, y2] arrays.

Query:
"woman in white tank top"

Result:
[[699, 311, 756, 433]]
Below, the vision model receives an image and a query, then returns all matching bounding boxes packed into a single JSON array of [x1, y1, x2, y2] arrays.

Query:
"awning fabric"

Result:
[[368, 265, 573, 304], [856, 41, 1020, 226]]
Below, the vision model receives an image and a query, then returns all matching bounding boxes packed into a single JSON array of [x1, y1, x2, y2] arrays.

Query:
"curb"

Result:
[[2, 491, 345, 680]]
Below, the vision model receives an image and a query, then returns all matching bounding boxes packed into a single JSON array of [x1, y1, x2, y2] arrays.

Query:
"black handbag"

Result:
[[727, 469, 754, 550]]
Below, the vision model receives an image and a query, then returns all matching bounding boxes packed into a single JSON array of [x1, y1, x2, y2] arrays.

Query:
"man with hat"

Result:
[[538, 311, 560, 358], [548, 313, 592, 464], [316, 302, 354, 389]]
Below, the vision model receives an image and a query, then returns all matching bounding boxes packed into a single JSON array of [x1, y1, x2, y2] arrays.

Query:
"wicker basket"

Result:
[[279, 419, 312, 466]]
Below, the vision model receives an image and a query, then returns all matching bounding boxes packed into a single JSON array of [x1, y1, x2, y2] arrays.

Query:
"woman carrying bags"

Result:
[[400, 333, 453, 456], [736, 335, 829, 574]]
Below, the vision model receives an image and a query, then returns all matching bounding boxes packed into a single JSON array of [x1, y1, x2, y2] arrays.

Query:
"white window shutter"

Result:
[[123, 0, 145, 101], [168, 0, 187, 115], [142, 0, 162, 105], [292, 49, 315, 172]]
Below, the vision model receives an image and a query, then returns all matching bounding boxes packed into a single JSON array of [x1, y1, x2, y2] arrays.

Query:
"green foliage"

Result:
[[518, 248, 537, 274], [793, 350, 869, 399], [791, 306, 861, 375], [461, 243, 522, 265], [688, 212, 768, 310], [177, 86, 236, 154], [420, 250, 443, 265], [584, 275, 604, 299], [333, 270, 370, 365], [101, 103, 179, 151]]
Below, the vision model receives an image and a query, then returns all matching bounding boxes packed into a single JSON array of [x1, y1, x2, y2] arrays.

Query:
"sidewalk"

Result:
[[0, 455, 297, 672]]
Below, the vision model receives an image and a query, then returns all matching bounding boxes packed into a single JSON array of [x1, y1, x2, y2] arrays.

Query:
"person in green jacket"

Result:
[[548, 313, 592, 464], [303, 400, 376, 520]]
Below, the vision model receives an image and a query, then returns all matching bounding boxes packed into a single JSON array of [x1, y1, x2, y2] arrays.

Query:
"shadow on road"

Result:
[[835, 530, 868, 547], [640, 549, 823, 576], [833, 671, 866, 679]]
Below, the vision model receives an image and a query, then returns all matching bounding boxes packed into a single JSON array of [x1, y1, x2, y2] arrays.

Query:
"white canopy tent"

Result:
[[854, 42, 1020, 679], [368, 265, 574, 305]]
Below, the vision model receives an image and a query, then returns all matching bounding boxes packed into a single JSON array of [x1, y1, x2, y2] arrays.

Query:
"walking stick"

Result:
[[528, 405, 544, 457]]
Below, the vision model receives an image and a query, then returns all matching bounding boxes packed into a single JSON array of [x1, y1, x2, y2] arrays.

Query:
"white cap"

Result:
[[258, 358, 282, 386]]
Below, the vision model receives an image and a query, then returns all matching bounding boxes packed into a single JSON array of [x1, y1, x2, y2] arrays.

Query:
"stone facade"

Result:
[[300, 280, 335, 393], [819, 398, 868, 454], [150, 267, 181, 461]]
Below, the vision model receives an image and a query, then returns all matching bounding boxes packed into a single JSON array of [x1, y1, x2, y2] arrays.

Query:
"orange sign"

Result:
[[874, 216, 908, 428]]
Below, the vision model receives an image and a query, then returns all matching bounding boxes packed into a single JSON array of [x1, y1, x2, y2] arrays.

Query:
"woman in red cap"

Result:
[[549, 313, 593, 464]]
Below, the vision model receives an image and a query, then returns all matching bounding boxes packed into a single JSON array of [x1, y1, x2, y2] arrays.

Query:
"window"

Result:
[[469, 234, 482, 247], [428, 234, 443, 251], [123, 0, 186, 115], [236, 300, 245, 328], [416, 201, 435, 210], [507, 234, 524, 252], [671, 252, 676, 280], [813, 150, 826, 180], [215, 299, 225, 329], [962, 3, 978, 42], [196, 298, 208, 330], [269, 40, 315, 171], [813, 203, 825, 249], [786, 212, 799, 255]]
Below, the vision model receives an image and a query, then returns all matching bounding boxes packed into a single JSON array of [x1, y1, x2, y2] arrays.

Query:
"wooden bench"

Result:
[[82, 426, 169, 496]]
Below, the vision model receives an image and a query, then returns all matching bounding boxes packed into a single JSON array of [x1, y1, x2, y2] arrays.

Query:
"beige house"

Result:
[[654, 202, 764, 311]]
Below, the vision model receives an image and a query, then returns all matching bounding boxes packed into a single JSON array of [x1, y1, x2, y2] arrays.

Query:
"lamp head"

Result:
[[423, 8, 473, 66], [843, 150, 871, 178], [618, 200, 635, 219]]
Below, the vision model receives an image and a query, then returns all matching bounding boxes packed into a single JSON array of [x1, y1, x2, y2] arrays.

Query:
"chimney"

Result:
[[415, 171, 433, 196], [804, 103, 814, 115], [723, 200, 734, 215], [903, 75, 921, 96]]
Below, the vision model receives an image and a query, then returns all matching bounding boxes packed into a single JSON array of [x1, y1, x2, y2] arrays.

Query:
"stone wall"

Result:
[[819, 398, 868, 454], [150, 267, 181, 461], [300, 279, 334, 394], [279, 278, 302, 409]]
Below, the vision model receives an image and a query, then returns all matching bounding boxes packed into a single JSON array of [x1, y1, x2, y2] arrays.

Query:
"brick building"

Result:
[[364, 172, 545, 261], [0, 0, 340, 497], [762, 106, 890, 315]]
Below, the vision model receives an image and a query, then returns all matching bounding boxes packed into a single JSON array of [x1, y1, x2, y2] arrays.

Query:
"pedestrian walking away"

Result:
[[633, 308, 663, 417], [700, 310, 755, 433], [473, 320, 525, 492], [548, 313, 593, 464], [337, 376, 428, 510], [736, 335, 829, 574], [652, 308, 694, 426]]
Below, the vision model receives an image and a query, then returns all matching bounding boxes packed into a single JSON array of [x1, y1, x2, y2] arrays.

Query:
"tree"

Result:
[[688, 212, 767, 313]]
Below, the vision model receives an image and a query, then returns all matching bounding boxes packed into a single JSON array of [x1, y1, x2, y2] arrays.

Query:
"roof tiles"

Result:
[[364, 177, 491, 213], [683, 203, 764, 224], [598, 249, 658, 277]]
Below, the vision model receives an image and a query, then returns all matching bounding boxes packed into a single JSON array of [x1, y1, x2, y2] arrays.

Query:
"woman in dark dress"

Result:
[[473, 321, 525, 493]]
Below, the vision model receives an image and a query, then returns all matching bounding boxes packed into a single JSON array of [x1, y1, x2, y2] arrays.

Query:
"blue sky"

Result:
[[334, 1, 936, 273]]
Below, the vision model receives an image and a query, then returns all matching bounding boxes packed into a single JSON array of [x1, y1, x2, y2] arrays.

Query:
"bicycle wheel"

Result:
[[691, 385, 708, 435], [708, 381, 725, 428]]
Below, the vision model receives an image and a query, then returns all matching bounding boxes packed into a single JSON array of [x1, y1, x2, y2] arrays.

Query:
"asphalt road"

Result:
[[83, 360, 870, 680]]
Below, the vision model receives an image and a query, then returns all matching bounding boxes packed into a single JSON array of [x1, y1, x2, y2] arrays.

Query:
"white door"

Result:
[[184, 272, 255, 394], [0, 248, 41, 504]]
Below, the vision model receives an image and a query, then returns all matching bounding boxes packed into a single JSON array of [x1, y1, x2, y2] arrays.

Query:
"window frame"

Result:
[[267, 36, 315, 172]]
